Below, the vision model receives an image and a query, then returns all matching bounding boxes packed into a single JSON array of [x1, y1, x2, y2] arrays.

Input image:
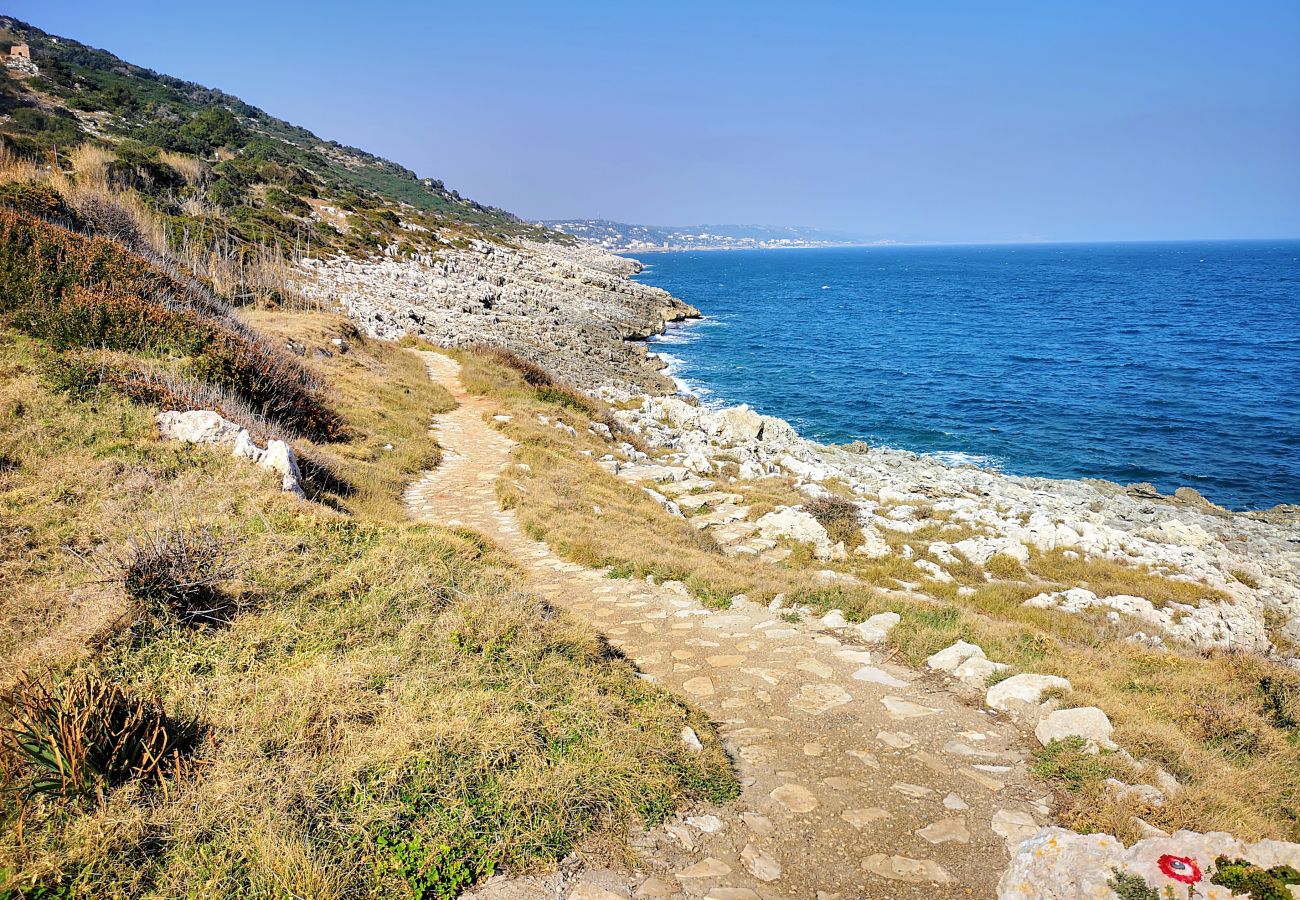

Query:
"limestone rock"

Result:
[[991, 809, 1041, 855], [1034, 707, 1117, 751], [159, 410, 303, 496], [156, 410, 242, 445], [853, 612, 901, 643], [756, 506, 832, 558], [854, 526, 891, 559], [999, 827, 1300, 899], [953, 656, 1010, 688], [926, 640, 986, 673], [863, 854, 952, 884], [985, 673, 1071, 713]]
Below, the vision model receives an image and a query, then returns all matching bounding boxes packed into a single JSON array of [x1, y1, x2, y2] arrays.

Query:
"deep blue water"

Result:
[[634, 242, 1300, 511]]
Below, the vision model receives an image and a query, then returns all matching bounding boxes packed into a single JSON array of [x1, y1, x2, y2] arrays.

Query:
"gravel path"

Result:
[[405, 351, 1051, 899]]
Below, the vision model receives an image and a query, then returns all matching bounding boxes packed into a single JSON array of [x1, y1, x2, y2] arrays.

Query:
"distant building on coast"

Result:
[[9, 43, 30, 60]]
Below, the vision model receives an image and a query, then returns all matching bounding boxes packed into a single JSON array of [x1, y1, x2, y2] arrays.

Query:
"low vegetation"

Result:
[[458, 348, 1300, 844], [0, 177, 735, 895]]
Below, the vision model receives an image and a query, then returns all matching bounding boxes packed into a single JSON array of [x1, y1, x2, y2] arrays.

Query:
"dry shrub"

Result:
[[474, 345, 554, 388], [44, 350, 287, 444], [805, 494, 863, 546], [0, 209, 342, 440], [0, 671, 195, 801], [986, 552, 1027, 579], [158, 150, 211, 187], [116, 524, 239, 626]]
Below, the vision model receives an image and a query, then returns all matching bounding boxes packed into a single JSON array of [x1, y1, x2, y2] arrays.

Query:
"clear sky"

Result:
[[11, 1, 1300, 242]]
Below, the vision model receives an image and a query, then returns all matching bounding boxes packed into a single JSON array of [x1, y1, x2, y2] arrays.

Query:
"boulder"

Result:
[[156, 410, 242, 445], [926, 640, 986, 673], [854, 612, 901, 643], [234, 432, 305, 497], [953, 656, 1010, 688], [710, 405, 764, 445], [985, 674, 1071, 714], [756, 506, 832, 558], [820, 609, 848, 628], [1034, 707, 1117, 751]]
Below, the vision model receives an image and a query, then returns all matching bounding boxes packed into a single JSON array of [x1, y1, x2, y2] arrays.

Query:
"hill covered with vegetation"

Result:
[[0, 15, 560, 274], [0, 17, 736, 898]]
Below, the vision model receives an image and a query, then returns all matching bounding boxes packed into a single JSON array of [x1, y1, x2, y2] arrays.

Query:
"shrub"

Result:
[[117, 524, 238, 626], [0, 209, 343, 440], [0, 180, 81, 226], [1212, 857, 1300, 899], [1107, 870, 1160, 900], [805, 494, 862, 546], [473, 345, 554, 388], [0, 671, 195, 801], [986, 552, 1027, 579]]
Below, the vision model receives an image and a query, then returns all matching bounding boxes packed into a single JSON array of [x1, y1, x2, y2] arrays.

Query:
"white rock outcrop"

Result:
[[157, 410, 304, 497], [999, 827, 1300, 899], [1034, 707, 1116, 752], [926, 640, 986, 673], [985, 674, 1071, 714], [756, 506, 833, 559], [853, 612, 901, 643]]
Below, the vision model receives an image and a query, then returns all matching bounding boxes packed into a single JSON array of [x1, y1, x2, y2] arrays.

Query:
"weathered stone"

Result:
[[863, 854, 952, 884], [926, 640, 986, 673], [1034, 707, 1117, 751], [985, 674, 1071, 713]]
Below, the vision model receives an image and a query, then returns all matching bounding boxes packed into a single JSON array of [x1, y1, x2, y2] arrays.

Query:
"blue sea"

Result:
[[634, 242, 1300, 511]]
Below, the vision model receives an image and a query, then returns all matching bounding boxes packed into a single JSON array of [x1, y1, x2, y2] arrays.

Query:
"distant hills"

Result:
[[539, 219, 871, 253]]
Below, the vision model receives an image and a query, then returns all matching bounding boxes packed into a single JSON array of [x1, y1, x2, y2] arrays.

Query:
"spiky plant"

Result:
[[1, 671, 193, 801]]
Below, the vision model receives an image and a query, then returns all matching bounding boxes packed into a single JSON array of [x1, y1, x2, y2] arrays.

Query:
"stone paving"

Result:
[[406, 352, 1052, 900]]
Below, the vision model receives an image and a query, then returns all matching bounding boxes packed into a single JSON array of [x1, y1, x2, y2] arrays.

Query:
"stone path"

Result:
[[406, 352, 1050, 899]]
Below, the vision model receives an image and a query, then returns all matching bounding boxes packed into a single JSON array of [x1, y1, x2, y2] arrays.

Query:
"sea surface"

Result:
[[634, 242, 1300, 511]]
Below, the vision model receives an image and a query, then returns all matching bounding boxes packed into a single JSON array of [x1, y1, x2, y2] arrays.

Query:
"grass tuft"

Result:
[[0, 671, 196, 802]]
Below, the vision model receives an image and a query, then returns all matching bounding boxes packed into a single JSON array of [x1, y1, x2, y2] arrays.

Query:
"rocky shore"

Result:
[[301, 238, 1300, 896], [299, 236, 1299, 660], [297, 238, 699, 394], [604, 392, 1300, 661]]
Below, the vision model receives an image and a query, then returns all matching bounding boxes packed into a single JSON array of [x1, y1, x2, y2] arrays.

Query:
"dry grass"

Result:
[[458, 347, 1300, 843], [158, 150, 211, 187], [242, 309, 455, 521], [0, 322, 735, 896]]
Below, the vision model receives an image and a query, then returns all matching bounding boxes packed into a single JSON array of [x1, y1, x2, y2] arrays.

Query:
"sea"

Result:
[[633, 241, 1300, 511]]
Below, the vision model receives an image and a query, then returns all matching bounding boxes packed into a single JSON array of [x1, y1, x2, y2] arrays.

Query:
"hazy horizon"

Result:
[[12, 1, 1300, 243]]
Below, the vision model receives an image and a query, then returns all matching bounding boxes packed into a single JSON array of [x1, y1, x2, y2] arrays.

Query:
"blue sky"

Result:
[[12, 1, 1300, 242]]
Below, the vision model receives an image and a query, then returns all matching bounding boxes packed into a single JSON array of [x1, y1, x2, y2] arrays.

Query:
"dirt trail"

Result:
[[406, 352, 1048, 900]]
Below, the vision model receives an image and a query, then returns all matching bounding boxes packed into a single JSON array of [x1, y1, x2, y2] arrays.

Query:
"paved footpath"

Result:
[[405, 352, 1049, 900]]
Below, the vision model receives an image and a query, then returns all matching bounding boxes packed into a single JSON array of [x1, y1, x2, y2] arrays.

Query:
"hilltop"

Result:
[[0, 15, 556, 256]]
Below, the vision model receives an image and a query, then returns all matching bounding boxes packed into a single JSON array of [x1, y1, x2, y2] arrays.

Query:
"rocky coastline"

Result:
[[297, 237, 700, 395], [301, 237, 1300, 662], [300, 236, 1300, 895]]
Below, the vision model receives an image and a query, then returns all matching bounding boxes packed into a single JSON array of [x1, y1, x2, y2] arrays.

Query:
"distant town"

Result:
[[540, 219, 873, 253]]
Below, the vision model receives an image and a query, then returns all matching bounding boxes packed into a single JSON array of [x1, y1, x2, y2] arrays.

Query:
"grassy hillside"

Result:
[[0, 14, 563, 289], [0, 165, 735, 897]]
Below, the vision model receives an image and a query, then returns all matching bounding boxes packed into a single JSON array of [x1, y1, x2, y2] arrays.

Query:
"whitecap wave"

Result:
[[926, 450, 1002, 470]]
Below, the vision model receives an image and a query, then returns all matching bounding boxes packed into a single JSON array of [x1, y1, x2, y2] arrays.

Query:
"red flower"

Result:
[[1158, 854, 1202, 885]]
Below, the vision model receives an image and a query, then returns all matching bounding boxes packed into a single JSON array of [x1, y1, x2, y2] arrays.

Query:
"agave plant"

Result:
[[0, 671, 193, 801]]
